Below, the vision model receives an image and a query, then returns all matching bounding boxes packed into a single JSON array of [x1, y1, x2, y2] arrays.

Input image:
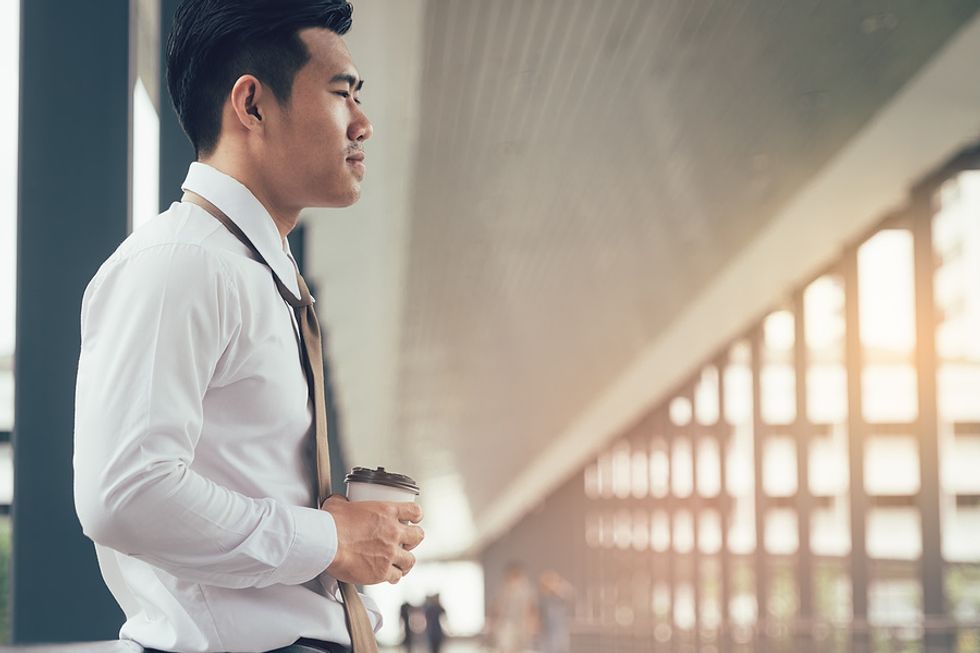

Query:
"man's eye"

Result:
[[334, 91, 362, 105]]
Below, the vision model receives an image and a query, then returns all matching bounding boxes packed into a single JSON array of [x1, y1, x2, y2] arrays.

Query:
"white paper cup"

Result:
[[344, 467, 420, 504]]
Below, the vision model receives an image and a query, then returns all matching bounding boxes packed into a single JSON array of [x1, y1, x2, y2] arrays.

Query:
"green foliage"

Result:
[[0, 517, 9, 643]]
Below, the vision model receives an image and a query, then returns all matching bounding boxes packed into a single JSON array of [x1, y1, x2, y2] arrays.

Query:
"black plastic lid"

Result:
[[345, 466, 420, 495]]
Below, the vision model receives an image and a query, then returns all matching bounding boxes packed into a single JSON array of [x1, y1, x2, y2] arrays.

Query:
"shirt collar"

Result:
[[181, 161, 301, 299]]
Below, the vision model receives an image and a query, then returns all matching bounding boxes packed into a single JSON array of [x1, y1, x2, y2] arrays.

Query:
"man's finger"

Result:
[[401, 524, 425, 550], [397, 502, 423, 523], [320, 493, 349, 509], [393, 548, 416, 576], [386, 565, 404, 584]]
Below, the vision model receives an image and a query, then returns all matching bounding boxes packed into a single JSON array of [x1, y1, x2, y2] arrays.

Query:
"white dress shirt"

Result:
[[73, 162, 380, 653]]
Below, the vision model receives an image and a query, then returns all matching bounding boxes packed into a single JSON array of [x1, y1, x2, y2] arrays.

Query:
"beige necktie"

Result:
[[182, 192, 378, 653]]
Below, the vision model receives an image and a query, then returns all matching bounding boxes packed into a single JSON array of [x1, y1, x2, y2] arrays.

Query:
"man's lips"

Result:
[[346, 152, 366, 177]]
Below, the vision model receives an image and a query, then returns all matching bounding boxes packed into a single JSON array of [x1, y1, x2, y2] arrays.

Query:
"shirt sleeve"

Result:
[[73, 242, 337, 589]]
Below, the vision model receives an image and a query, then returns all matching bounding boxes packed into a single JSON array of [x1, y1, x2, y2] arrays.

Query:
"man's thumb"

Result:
[[320, 492, 350, 509]]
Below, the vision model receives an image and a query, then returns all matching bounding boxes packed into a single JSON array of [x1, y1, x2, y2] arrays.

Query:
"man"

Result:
[[537, 571, 573, 653], [398, 601, 416, 652], [422, 594, 446, 653], [72, 2, 423, 652], [489, 563, 538, 653]]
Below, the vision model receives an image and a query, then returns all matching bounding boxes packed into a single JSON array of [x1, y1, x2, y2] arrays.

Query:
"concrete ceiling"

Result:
[[308, 0, 980, 558]]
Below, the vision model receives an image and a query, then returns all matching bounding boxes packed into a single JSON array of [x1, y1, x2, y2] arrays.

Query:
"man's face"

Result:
[[261, 27, 372, 209]]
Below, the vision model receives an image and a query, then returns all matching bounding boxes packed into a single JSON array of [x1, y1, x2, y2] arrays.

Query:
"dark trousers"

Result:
[[145, 638, 350, 653], [275, 638, 351, 653]]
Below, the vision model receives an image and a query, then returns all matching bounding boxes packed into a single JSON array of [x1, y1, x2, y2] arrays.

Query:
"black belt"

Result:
[[144, 638, 350, 653], [289, 637, 351, 653]]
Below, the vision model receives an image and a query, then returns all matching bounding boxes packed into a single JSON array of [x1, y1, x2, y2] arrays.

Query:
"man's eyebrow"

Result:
[[329, 73, 364, 91]]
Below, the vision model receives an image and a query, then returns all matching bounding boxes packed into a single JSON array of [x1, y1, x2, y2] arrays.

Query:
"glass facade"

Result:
[[485, 148, 980, 653]]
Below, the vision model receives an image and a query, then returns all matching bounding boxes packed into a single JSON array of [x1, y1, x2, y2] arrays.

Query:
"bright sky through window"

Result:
[[133, 76, 160, 232], [0, 0, 20, 434]]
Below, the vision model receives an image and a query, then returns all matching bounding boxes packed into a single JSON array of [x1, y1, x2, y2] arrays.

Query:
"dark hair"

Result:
[[166, 0, 353, 156]]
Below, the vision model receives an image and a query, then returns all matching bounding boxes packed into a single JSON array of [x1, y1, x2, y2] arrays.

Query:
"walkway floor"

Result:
[[381, 642, 485, 653]]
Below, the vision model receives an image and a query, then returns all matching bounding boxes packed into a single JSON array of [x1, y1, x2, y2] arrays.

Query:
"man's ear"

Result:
[[229, 74, 265, 131]]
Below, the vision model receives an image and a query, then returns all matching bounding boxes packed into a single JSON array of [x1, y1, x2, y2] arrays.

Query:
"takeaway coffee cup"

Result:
[[345, 466, 420, 503]]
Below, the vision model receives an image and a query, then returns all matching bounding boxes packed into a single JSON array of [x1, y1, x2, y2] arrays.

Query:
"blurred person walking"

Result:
[[537, 571, 573, 653], [400, 601, 418, 652], [489, 563, 538, 653], [423, 594, 447, 653]]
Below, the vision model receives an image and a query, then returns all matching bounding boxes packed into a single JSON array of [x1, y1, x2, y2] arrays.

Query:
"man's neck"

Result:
[[197, 154, 298, 244]]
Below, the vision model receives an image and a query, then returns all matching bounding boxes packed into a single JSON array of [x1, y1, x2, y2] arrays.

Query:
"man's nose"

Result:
[[350, 108, 373, 142]]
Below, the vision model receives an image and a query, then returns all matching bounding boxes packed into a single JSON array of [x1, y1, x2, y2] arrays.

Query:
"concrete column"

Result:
[[13, 0, 131, 641]]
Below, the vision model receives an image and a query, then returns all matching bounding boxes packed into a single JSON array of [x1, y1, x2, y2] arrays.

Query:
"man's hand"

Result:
[[320, 495, 424, 585]]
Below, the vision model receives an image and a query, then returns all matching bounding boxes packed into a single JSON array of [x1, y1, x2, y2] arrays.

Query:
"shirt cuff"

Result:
[[270, 504, 338, 585]]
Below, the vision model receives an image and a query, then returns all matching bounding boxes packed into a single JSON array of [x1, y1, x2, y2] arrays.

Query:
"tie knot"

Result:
[[294, 271, 315, 306], [276, 272, 314, 309]]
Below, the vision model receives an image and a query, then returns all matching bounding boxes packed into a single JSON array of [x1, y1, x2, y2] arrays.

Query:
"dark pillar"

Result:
[[685, 387, 702, 653], [911, 194, 949, 653], [793, 290, 814, 652], [13, 0, 130, 642], [158, 0, 195, 210], [844, 247, 870, 653], [750, 329, 769, 653], [715, 354, 732, 653], [284, 223, 349, 487]]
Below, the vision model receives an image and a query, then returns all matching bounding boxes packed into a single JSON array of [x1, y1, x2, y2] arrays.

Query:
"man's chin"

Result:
[[341, 183, 362, 206], [312, 183, 361, 209]]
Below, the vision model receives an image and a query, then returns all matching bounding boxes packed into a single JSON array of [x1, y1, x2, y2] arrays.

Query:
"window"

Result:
[[0, 1, 19, 643]]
